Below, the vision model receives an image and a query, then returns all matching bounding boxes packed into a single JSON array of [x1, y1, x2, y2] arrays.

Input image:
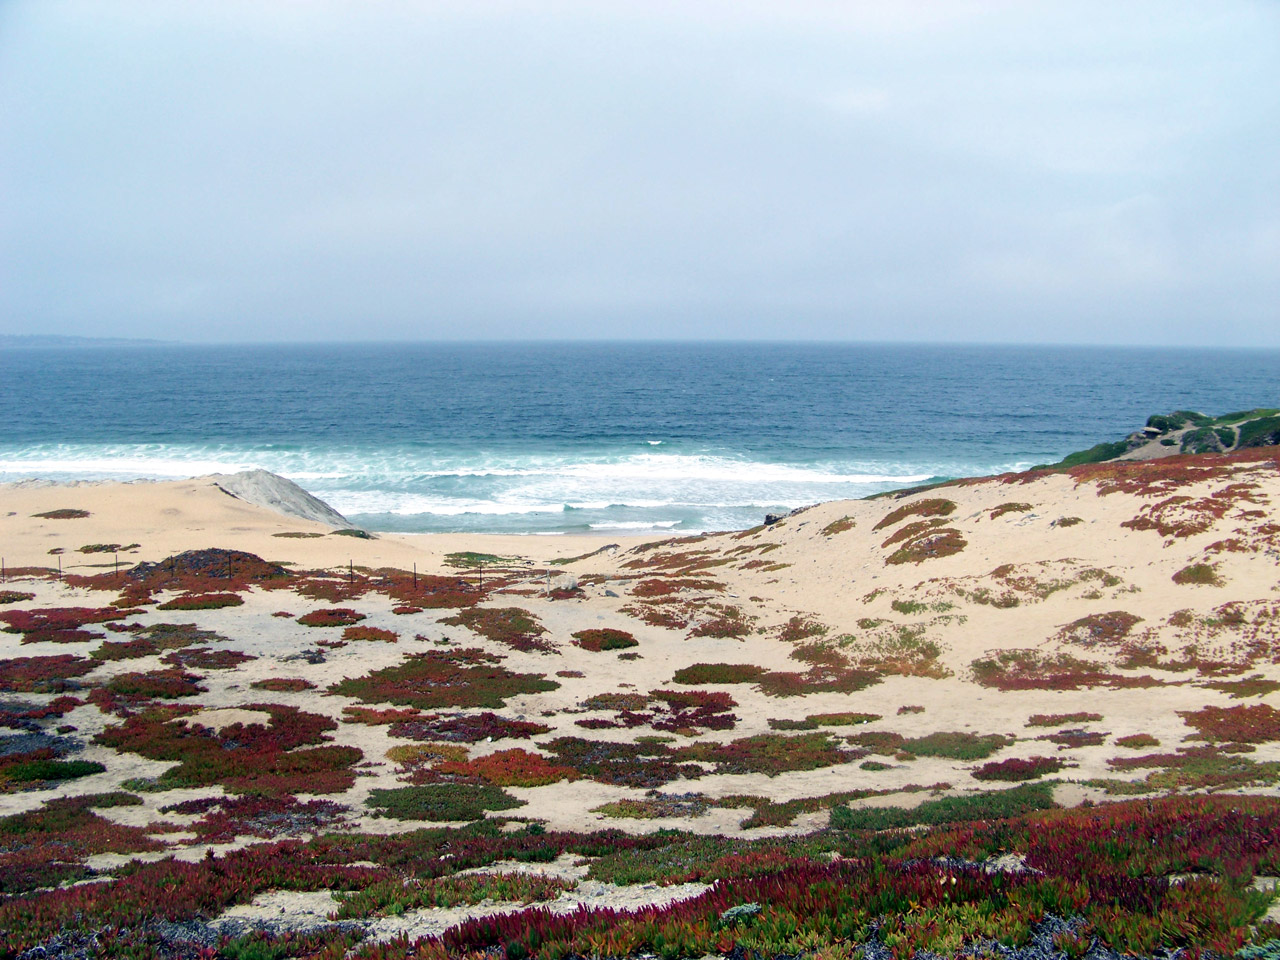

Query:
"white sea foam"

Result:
[[0, 456, 253, 477], [0, 441, 971, 533], [589, 520, 683, 531]]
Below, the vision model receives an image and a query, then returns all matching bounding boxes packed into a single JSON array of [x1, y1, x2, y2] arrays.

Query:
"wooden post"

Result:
[[477, 562, 483, 589], [349, 561, 353, 584], [413, 563, 417, 589], [114, 553, 119, 577], [58, 555, 62, 580]]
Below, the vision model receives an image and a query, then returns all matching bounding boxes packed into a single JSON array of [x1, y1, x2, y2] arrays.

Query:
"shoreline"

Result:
[[0, 475, 669, 573]]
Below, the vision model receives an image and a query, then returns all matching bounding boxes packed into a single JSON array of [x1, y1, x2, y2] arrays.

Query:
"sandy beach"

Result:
[[3, 450, 1280, 949]]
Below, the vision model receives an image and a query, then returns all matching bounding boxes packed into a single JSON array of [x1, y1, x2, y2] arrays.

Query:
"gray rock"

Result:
[[203, 469, 352, 528]]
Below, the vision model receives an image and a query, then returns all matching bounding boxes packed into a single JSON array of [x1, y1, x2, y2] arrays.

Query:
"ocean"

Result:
[[2, 341, 1276, 535]]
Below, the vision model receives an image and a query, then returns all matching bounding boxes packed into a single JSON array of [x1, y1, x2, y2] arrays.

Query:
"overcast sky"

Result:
[[1, 1, 1277, 345]]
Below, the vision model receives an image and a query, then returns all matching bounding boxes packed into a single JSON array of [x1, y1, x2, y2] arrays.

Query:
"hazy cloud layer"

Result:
[[2, 1, 1277, 343]]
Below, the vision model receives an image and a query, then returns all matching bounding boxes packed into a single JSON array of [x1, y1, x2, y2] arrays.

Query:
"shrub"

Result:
[[342, 625, 398, 642], [1027, 712, 1102, 727], [973, 756, 1065, 781], [1115, 734, 1160, 749], [831, 781, 1057, 830], [1056, 516, 1084, 527], [689, 612, 753, 638], [297, 607, 365, 627], [331, 649, 559, 710], [971, 648, 1156, 691], [434, 748, 578, 787], [545, 737, 699, 788], [821, 516, 856, 536], [678, 732, 853, 776], [1203, 676, 1280, 699], [776, 616, 827, 642], [873, 498, 957, 531], [366, 783, 524, 821], [0, 654, 99, 692], [389, 712, 551, 743], [769, 712, 880, 731], [898, 705, 925, 715], [0, 591, 35, 605], [441, 606, 555, 653], [95, 703, 362, 795], [162, 647, 256, 670], [104, 668, 206, 700], [2, 606, 134, 639], [343, 706, 423, 725], [33, 509, 90, 519], [90, 638, 156, 661], [1179, 703, 1280, 743], [671, 663, 766, 685], [1038, 729, 1106, 748], [1172, 563, 1224, 586], [901, 731, 1013, 761], [250, 678, 316, 692], [1055, 610, 1143, 647], [990, 502, 1033, 519], [172, 793, 350, 843], [572, 628, 638, 652], [333, 872, 574, 919], [157, 592, 244, 611], [386, 743, 469, 766], [3, 759, 106, 782], [887, 527, 967, 565]]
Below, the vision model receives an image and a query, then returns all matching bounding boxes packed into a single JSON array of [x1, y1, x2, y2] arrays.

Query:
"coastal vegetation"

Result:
[[2, 419, 1280, 955]]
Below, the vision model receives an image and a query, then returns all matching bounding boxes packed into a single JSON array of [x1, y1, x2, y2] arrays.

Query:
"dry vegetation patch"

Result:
[[330, 648, 559, 710]]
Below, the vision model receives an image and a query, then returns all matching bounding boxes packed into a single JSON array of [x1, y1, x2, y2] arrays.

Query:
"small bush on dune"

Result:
[[103, 668, 207, 701], [572, 628, 638, 652], [161, 647, 256, 670], [1027, 712, 1102, 727], [821, 516, 856, 536], [671, 663, 766, 685], [434, 748, 578, 787], [3, 759, 106, 783], [678, 732, 854, 776], [250, 678, 316, 692], [342, 625, 398, 642], [343, 705, 422, 725], [32, 509, 90, 520], [389, 711, 551, 743], [973, 756, 1066, 781], [441, 606, 555, 654], [95, 702, 362, 795], [768, 712, 880, 731], [1115, 734, 1160, 749], [831, 781, 1056, 830], [0, 654, 99, 693], [1172, 563, 1224, 586], [873, 498, 957, 531], [157, 592, 244, 611], [297, 608, 365, 628], [366, 783, 524, 821], [1179, 703, 1280, 743], [330, 648, 558, 710], [990, 502, 1033, 519]]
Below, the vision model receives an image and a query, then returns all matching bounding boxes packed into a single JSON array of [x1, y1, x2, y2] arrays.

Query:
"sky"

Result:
[[1, 1, 1277, 345]]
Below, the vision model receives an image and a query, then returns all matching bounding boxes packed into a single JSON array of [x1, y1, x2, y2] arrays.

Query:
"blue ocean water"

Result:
[[1, 342, 1276, 535]]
